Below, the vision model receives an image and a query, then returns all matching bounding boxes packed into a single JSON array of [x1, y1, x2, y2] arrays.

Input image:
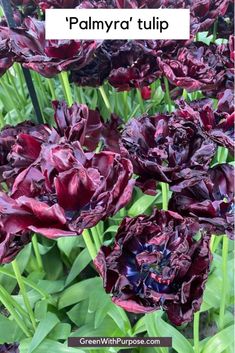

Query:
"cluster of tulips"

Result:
[[0, 0, 233, 96], [0, 0, 234, 329], [0, 92, 234, 325]]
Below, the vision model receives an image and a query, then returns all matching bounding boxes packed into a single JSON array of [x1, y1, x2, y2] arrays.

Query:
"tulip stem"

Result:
[[47, 78, 56, 100], [0, 267, 49, 298], [14, 63, 26, 100], [219, 235, 229, 329], [12, 259, 37, 331], [193, 311, 200, 353], [161, 182, 169, 211], [83, 229, 97, 260], [0, 284, 28, 319], [60, 71, 73, 106], [32, 234, 44, 272], [90, 226, 102, 252], [99, 86, 112, 113], [136, 89, 145, 114], [163, 77, 172, 113], [0, 285, 31, 337]]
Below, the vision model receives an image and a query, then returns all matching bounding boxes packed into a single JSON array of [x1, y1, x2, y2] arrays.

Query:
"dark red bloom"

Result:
[[108, 41, 161, 91], [8, 17, 98, 77], [177, 94, 235, 154], [0, 121, 50, 185], [35, 0, 80, 10], [100, 114, 123, 153], [216, 1, 234, 39], [51, 100, 103, 151], [0, 228, 31, 264], [71, 40, 126, 87], [140, 86, 151, 100], [0, 343, 19, 353], [78, 0, 115, 8], [169, 164, 234, 240], [0, 27, 14, 77], [121, 112, 216, 193], [158, 42, 225, 93], [0, 141, 134, 238], [94, 209, 212, 325]]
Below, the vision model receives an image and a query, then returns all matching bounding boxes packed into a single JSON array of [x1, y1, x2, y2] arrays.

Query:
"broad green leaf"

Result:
[[65, 248, 91, 286], [20, 338, 85, 353], [128, 194, 159, 217], [0, 244, 32, 294], [48, 323, 71, 340], [28, 313, 59, 353], [57, 237, 83, 258], [94, 300, 113, 329], [145, 312, 194, 353], [145, 313, 168, 353], [104, 225, 119, 234], [133, 316, 146, 335], [67, 301, 90, 327], [108, 305, 131, 333], [201, 325, 234, 353], [70, 316, 124, 338], [59, 277, 101, 309], [42, 247, 64, 280], [0, 314, 24, 344], [34, 300, 48, 321]]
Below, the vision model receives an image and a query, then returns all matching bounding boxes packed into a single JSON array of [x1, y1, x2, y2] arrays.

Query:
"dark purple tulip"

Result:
[[0, 142, 134, 238], [101, 114, 123, 153], [0, 27, 14, 77], [71, 40, 126, 87], [169, 164, 234, 239], [0, 121, 50, 185], [121, 112, 216, 193], [108, 41, 161, 91], [0, 343, 19, 353], [78, 0, 115, 8], [177, 94, 235, 154], [10, 1, 37, 16], [35, 0, 80, 9], [0, 228, 31, 264], [8, 17, 99, 77], [216, 1, 234, 39], [51, 100, 103, 151], [158, 42, 225, 93], [94, 209, 212, 325]]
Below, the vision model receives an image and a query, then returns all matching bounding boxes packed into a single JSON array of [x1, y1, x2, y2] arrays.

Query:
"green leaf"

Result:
[[34, 300, 48, 321], [57, 237, 83, 258], [201, 325, 234, 353], [20, 338, 85, 353], [59, 277, 101, 309], [0, 314, 24, 344], [133, 316, 146, 335], [42, 247, 64, 280], [94, 299, 113, 329], [48, 323, 71, 340], [196, 32, 213, 45], [65, 248, 91, 286], [145, 312, 194, 353], [145, 313, 168, 353], [103, 225, 119, 234], [128, 194, 159, 217], [28, 313, 59, 353], [0, 244, 32, 294], [67, 301, 90, 327], [108, 305, 131, 333]]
